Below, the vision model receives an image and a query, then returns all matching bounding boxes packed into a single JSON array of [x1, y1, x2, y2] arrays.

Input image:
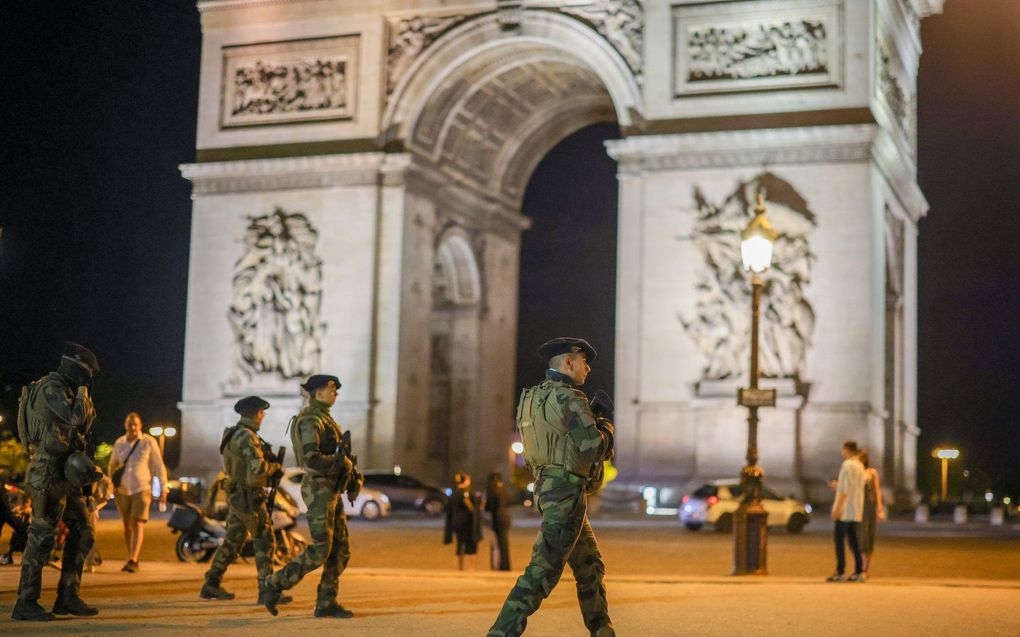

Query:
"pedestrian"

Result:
[[84, 468, 113, 572], [857, 451, 885, 579], [109, 412, 168, 573], [488, 337, 616, 637], [827, 439, 867, 583], [200, 396, 284, 603], [444, 472, 482, 570], [484, 472, 512, 571], [261, 374, 364, 618], [12, 342, 102, 621]]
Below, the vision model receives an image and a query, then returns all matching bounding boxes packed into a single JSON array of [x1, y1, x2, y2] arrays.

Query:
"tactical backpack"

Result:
[[16, 382, 43, 450]]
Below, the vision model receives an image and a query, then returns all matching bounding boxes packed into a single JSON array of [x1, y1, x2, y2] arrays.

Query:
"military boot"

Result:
[[256, 586, 292, 606], [53, 595, 100, 616], [261, 584, 282, 616], [12, 599, 55, 621], [200, 582, 235, 600], [314, 601, 354, 618]]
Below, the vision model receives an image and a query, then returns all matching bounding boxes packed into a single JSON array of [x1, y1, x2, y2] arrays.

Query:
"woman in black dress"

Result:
[[443, 472, 482, 570]]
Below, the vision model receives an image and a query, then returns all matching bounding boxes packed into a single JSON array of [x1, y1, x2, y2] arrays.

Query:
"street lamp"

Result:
[[733, 193, 779, 576], [933, 447, 959, 501], [149, 425, 177, 458]]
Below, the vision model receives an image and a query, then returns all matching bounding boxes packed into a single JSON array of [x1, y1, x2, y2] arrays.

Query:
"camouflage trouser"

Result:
[[204, 499, 275, 587], [268, 476, 349, 610], [488, 476, 614, 637], [18, 467, 94, 602]]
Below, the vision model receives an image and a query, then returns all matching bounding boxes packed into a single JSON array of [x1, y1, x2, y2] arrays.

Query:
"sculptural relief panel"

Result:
[[672, 0, 844, 96], [681, 173, 817, 380], [220, 35, 359, 128], [229, 208, 325, 383]]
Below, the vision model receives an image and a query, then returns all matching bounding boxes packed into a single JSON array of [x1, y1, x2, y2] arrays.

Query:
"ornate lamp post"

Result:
[[733, 193, 778, 576], [933, 447, 959, 502]]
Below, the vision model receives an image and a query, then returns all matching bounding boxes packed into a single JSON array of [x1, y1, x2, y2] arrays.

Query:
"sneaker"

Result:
[[122, 560, 139, 573], [53, 596, 100, 616], [314, 601, 354, 618], [848, 572, 867, 582], [825, 573, 846, 582]]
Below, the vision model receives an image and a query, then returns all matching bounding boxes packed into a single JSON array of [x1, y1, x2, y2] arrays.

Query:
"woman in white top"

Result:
[[108, 412, 167, 572]]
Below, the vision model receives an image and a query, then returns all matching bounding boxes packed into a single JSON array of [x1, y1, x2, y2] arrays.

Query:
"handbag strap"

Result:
[[123, 438, 141, 464]]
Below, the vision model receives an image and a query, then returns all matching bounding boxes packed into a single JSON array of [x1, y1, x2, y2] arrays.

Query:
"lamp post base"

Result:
[[733, 464, 768, 575]]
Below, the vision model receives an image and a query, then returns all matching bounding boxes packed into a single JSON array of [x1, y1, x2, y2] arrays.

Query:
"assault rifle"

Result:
[[339, 431, 362, 501], [265, 445, 287, 511]]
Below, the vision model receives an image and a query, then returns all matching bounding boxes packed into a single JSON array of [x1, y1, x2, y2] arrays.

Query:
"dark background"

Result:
[[1, 2, 1017, 496]]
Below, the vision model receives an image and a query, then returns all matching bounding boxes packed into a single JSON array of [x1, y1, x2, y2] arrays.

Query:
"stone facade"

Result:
[[180, 0, 942, 506]]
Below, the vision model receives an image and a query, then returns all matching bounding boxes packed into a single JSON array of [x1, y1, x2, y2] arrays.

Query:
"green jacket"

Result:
[[289, 399, 346, 482], [24, 372, 94, 465], [222, 417, 275, 510], [517, 370, 611, 479]]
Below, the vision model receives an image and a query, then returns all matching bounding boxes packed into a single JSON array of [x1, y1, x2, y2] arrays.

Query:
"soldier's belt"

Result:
[[538, 465, 588, 486]]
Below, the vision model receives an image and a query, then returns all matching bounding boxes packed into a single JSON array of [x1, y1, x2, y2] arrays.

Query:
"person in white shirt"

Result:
[[108, 412, 167, 573], [827, 440, 866, 582]]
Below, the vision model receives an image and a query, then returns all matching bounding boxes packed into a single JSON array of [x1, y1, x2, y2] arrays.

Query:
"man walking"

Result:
[[828, 440, 866, 582], [109, 412, 168, 573], [488, 337, 616, 637], [12, 342, 101, 621], [261, 374, 363, 617], [200, 396, 283, 603]]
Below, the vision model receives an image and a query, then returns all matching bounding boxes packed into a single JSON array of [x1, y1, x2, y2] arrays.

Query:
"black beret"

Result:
[[63, 341, 100, 373], [300, 374, 341, 393], [536, 337, 597, 363], [234, 395, 270, 417]]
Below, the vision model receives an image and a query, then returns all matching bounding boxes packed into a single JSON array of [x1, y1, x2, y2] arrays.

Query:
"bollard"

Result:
[[953, 504, 968, 524], [914, 504, 929, 523], [990, 507, 1004, 526]]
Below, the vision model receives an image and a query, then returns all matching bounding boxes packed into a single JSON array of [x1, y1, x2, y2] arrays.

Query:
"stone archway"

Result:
[[180, 0, 942, 503]]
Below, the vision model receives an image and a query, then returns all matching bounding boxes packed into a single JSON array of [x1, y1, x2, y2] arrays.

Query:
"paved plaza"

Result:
[[1, 512, 1018, 635]]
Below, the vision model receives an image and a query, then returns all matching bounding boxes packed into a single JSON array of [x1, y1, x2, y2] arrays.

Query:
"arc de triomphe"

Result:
[[179, 0, 942, 506]]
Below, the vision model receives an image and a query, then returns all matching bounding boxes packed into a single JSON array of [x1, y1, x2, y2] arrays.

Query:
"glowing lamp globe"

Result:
[[741, 194, 778, 273]]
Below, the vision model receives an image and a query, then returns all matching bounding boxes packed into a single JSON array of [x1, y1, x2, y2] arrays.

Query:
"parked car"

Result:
[[279, 468, 391, 520], [679, 480, 812, 534], [361, 470, 446, 516]]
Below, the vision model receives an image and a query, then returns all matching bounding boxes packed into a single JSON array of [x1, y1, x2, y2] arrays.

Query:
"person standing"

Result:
[[200, 396, 283, 602], [827, 440, 867, 583], [84, 468, 113, 572], [444, 472, 482, 570], [857, 451, 885, 579], [12, 342, 101, 621], [109, 412, 168, 573], [484, 472, 512, 571], [261, 375, 363, 617], [488, 337, 616, 637]]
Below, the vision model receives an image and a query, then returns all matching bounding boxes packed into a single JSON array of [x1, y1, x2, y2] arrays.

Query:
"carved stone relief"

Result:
[[386, 14, 471, 95], [229, 208, 325, 383], [558, 0, 645, 76], [681, 173, 817, 380], [876, 40, 912, 144], [673, 1, 842, 96], [220, 36, 359, 128]]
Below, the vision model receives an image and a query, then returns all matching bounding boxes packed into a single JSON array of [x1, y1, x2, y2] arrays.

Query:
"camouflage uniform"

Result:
[[17, 372, 96, 610], [488, 369, 615, 637], [202, 417, 279, 594], [266, 397, 358, 613]]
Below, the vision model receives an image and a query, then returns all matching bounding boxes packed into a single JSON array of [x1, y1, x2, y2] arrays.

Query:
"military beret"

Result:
[[62, 341, 100, 373], [536, 337, 597, 363], [300, 374, 341, 393], [234, 395, 270, 417]]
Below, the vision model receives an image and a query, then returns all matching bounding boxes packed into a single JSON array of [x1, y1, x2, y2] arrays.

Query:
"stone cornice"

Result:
[[180, 152, 396, 194], [197, 0, 321, 13], [871, 129, 928, 223], [606, 124, 881, 174]]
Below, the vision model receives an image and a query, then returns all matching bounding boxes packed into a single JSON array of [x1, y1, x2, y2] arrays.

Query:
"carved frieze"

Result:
[[387, 14, 471, 95], [876, 40, 912, 144], [220, 36, 359, 128], [681, 173, 817, 380], [558, 0, 644, 76], [229, 208, 325, 382], [673, 0, 842, 96]]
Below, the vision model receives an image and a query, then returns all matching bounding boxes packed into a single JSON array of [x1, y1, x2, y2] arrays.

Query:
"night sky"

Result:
[[1, 2, 1017, 493]]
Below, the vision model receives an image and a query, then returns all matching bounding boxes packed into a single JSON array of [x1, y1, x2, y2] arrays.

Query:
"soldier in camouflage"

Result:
[[488, 337, 616, 637], [261, 374, 363, 618], [12, 342, 101, 621], [200, 396, 284, 603]]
